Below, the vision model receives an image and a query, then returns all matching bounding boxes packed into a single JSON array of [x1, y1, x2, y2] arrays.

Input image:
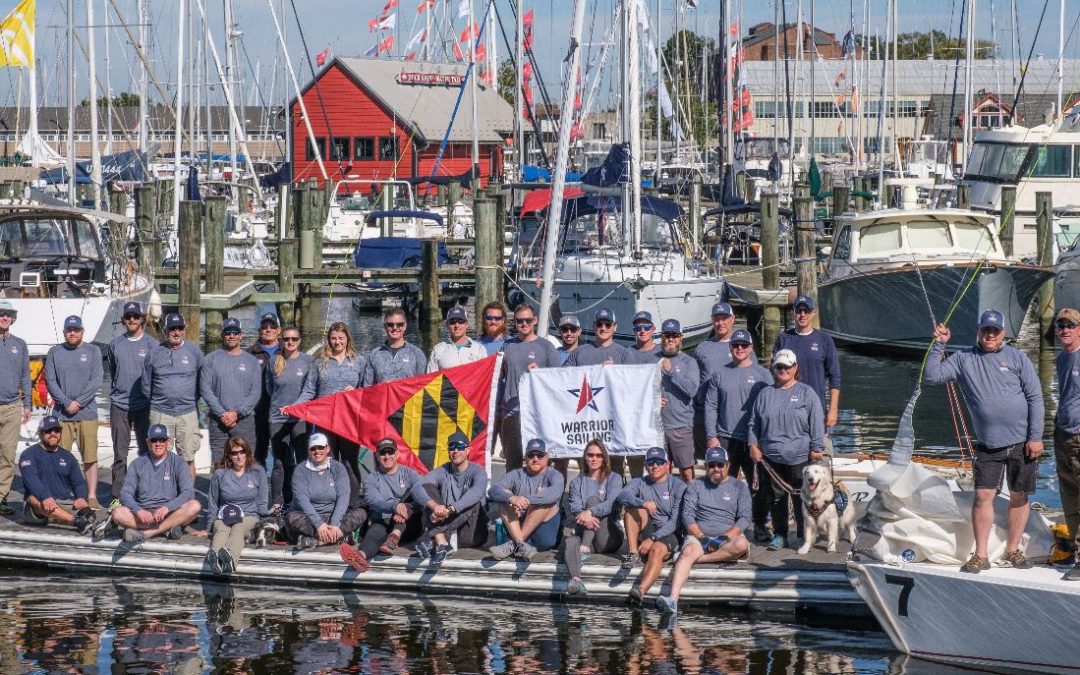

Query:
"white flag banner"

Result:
[[518, 364, 663, 459]]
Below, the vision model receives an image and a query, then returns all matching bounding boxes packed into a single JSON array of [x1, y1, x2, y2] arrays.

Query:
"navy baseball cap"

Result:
[[447, 431, 470, 450], [525, 438, 547, 455], [446, 305, 468, 322], [794, 295, 815, 311], [259, 312, 280, 327], [661, 319, 681, 335], [978, 309, 1005, 330], [219, 504, 243, 526], [705, 447, 729, 464], [147, 424, 169, 441], [645, 447, 667, 463], [558, 315, 581, 329], [711, 302, 733, 317], [730, 329, 753, 345], [122, 301, 144, 317], [63, 315, 83, 331], [221, 317, 241, 334], [39, 415, 61, 432], [594, 308, 616, 324], [632, 311, 653, 324], [164, 313, 185, 330]]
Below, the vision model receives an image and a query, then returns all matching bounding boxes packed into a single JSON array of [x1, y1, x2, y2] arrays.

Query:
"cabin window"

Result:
[[859, 222, 902, 256], [306, 137, 325, 161], [353, 137, 374, 160], [330, 137, 350, 161], [70, 220, 102, 259], [954, 222, 994, 254], [380, 136, 399, 161], [906, 221, 952, 250], [967, 142, 1029, 180], [1031, 145, 1071, 177], [833, 226, 851, 261]]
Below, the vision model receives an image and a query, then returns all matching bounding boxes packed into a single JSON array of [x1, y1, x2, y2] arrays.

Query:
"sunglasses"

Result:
[[731, 342, 752, 349], [309, 445, 329, 451], [633, 324, 653, 332], [167, 327, 186, 333], [377, 448, 397, 457], [595, 321, 614, 329], [385, 322, 405, 329], [149, 437, 169, 443], [514, 317, 535, 325], [448, 445, 468, 452], [447, 319, 467, 325], [228, 450, 246, 457], [282, 336, 301, 343], [484, 315, 505, 322], [0, 312, 14, 319], [64, 327, 83, 333], [260, 324, 278, 330], [773, 364, 794, 371], [584, 452, 604, 458], [706, 461, 727, 469], [42, 428, 61, 434], [122, 314, 143, 321], [560, 326, 580, 333], [645, 459, 666, 467], [662, 333, 680, 339], [525, 452, 547, 459], [1057, 322, 1078, 330], [794, 308, 813, 315], [222, 331, 241, 337]]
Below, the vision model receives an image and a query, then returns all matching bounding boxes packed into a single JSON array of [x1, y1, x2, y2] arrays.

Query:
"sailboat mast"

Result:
[[66, 0, 76, 205], [1058, 0, 1064, 119], [655, 0, 662, 182], [138, 0, 148, 157], [103, 0, 113, 156], [891, 0, 900, 173], [724, 0, 733, 168], [172, 0, 186, 233], [87, 0, 102, 210], [515, 0, 524, 173], [628, 0, 642, 253], [963, 0, 975, 175], [469, 0, 480, 175], [224, 0, 239, 188], [809, 0, 815, 157]]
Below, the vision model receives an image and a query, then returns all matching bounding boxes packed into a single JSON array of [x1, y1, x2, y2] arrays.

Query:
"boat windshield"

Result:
[[858, 219, 996, 257], [858, 222, 902, 256], [965, 142, 1029, 181], [952, 221, 995, 255], [0, 217, 102, 260], [561, 210, 679, 253], [736, 138, 790, 159]]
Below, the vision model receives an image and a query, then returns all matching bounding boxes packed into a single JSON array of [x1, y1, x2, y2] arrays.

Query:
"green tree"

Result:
[[497, 59, 515, 105], [80, 91, 141, 107], [858, 29, 994, 60], [661, 30, 715, 97]]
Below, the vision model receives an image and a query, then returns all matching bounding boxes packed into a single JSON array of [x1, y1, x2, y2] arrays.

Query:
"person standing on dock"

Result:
[[500, 304, 559, 472], [477, 302, 509, 355], [143, 313, 204, 480], [555, 315, 581, 366], [411, 431, 491, 565], [44, 315, 104, 509], [657, 320, 701, 484], [488, 438, 564, 562], [105, 302, 156, 501], [201, 318, 262, 466], [267, 326, 313, 511], [427, 306, 487, 372], [249, 312, 282, 468], [363, 307, 427, 386], [772, 296, 841, 430], [926, 310, 1044, 574], [113, 423, 201, 543], [19, 415, 93, 533], [693, 302, 736, 459], [630, 311, 660, 362], [0, 300, 30, 517], [1053, 308, 1080, 582]]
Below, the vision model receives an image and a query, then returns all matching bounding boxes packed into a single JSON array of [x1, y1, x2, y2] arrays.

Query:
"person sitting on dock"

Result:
[[561, 439, 624, 595], [410, 431, 490, 565], [555, 315, 581, 366], [925, 310, 1044, 574], [339, 437, 422, 573], [619, 447, 687, 607], [1053, 307, 1080, 581], [19, 415, 94, 534], [488, 438, 564, 562], [143, 313, 204, 480], [200, 436, 268, 575], [287, 433, 367, 550], [630, 311, 660, 363], [113, 424, 201, 544], [500, 304, 559, 471], [0, 299, 30, 517], [427, 306, 487, 372], [772, 296, 841, 430], [105, 301, 156, 502], [362, 307, 427, 386], [200, 318, 262, 466], [477, 302, 509, 355], [703, 329, 773, 543], [693, 302, 736, 460], [657, 319, 701, 484], [656, 447, 751, 616], [44, 315, 104, 509]]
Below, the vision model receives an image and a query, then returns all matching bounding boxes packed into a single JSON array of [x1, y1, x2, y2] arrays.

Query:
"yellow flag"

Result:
[[0, 0, 34, 68]]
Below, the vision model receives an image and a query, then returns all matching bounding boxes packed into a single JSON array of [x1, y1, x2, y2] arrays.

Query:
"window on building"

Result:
[[813, 101, 837, 118], [897, 100, 919, 117], [353, 137, 374, 160], [330, 137, 350, 161], [380, 136, 399, 161], [592, 122, 607, 138], [1031, 144, 1071, 177], [306, 136, 325, 161], [754, 101, 776, 119]]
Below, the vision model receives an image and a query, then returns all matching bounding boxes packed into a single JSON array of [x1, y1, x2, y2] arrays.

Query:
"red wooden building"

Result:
[[289, 57, 514, 193]]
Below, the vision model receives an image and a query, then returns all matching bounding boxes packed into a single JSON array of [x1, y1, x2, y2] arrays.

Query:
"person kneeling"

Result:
[[200, 436, 268, 575], [113, 424, 201, 543], [410, 431, 489, 565], [287, 433, 366, 549], [656, 447, 751, 615], [340, 437, 422, 572], [619, 447, 687, 606], [20, 416, 95, 534], [488, 438, 563, 562]]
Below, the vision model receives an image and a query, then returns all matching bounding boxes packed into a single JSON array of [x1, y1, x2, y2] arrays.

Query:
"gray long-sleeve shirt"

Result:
[[44, 342, 103, 422], [362, 465, 421, 524], [660, 352, 700, 429], [200, 349, 262, 418], [290, 460, 351, 528], [106, 333, 156, 411], [1057, 348, 1080, 434], [703, 362, 774, 441], [267, 352, 314, 424], [120, 452, 195, 512], [693, 336, 732, 404], [565, 342, 632, 367], [924, 341, 1044, 447], [143, 341, 204, 415], [567, 472, 623, 519], [410, 461, 488, 511], [296, 355, 364, 403], [681, 476, 751, 537], [502, 336, 559, 416], [207, 465, 269, 528], [747, 382, 825, 464], [0, 333, 30, 408], [618, 475, 686, 540], [362, 342, 427, 386], [488, 466, 564, 506]]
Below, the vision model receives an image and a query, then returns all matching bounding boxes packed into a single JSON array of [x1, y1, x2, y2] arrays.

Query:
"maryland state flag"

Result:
[[284, 354, 502, 475]]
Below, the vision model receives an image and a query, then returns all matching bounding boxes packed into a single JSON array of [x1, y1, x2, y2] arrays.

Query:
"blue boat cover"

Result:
[[581, 143, 631, 188], [521, 165, 583, 183], [259, 162, 291, 188], [561, 193, 682, 224], [40, 149, 149, 185], [352, 237, 450, 269]]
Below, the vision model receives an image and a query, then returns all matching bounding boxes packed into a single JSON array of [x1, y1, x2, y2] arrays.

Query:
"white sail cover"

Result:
[[854, 389, 1054, 564]]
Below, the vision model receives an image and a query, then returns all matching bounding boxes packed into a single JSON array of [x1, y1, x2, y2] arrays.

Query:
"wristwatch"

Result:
[[447, 504, 457, 516]]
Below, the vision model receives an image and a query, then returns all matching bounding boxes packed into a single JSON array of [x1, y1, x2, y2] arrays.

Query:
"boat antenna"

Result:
[[1007, 0, 1050, 125]]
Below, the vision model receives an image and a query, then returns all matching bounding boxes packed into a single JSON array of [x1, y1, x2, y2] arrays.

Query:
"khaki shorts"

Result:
[[149, 409, 201, 462], [23, 497, 76, 524], [61, 419, 99, 464]]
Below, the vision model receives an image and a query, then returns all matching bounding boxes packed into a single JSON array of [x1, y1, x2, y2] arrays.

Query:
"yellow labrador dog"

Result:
[[797, 463, 856, 554]]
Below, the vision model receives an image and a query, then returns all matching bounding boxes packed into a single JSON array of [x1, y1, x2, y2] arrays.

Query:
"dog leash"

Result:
[[757, 459, 797, 495]]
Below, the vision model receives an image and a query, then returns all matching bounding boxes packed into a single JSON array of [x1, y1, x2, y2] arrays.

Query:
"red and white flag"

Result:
[[315, 48, 330, 66]]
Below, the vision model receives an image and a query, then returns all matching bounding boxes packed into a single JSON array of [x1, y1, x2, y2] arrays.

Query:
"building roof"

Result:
[[743, 23, 838, 49], [311, 57, 514, 145], [0, 105, 283, 135]]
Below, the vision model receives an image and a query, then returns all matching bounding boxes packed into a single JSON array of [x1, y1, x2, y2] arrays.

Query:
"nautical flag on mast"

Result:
[[369, 13, 396, 32], [364, 35, 394, 57], [0, 0, 35, 68], [417, 0, 435, 13], [840, 28, 857, 60], [316, 48, 330, 66]]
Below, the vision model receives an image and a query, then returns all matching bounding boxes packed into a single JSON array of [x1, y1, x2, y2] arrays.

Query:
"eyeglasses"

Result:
[[633, 324, 653, 332], [448, 445, 468, 452], [525, 452, 546, 459], [484, 315, 505, 322], [228, 450, 246, 457], [584, 452, 604, 458], [1057, 322, 1078, 330], [447, 319, 467, 326], [376, 448, 397, 457], [122, 314, 143, 321], [595, 321, 614, 329], [645, 459, 666, 467], [706, 461, 727, 469], [384, 322, 405, 329], [514, 317, 535, 325], [282, 336, 301, 343], [794, 308, 813, 315]]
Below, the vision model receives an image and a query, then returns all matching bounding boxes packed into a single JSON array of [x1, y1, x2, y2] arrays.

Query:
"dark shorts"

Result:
[[641, 520, 678, 555], [665, 427, 696, 470], [973, 442, 1038, 494], [526, 511, 562, 551]]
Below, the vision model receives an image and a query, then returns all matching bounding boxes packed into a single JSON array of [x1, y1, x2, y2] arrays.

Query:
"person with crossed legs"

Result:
[[488, 438, 564, 562], [112, 424, 202, 543], [411, 431, 490, 566]]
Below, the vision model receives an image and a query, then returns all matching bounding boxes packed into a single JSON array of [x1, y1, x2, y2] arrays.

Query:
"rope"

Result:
[[758, 458, 797, 495]]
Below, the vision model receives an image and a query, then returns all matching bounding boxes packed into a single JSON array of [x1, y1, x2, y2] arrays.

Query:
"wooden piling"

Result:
[[491, 186, 507, 252], [794, 195, 819, 328], [735, 173, 747, 201], [1000, 185, 1016, 258], [832, 185, 850, 217], [278, 237, 297, 323], [473, 196, 501, 320], [795, 182, 810, 200], [420, 239, 442, 353], [957, 183, 971, 210], [760, 191, 782, 357], [295, 182, 314, 270], [310, 182, 326, 270], [177, 201, 202, 342], [134, 185, 155, 272], [1036, 191, 1055, 339], [0, 181, 15, 199], [203, 197, 227, 352], [851, 177, 864, 212]]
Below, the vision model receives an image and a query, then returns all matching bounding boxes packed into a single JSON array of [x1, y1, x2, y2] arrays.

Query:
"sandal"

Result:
[[379, 532, 401, 555]]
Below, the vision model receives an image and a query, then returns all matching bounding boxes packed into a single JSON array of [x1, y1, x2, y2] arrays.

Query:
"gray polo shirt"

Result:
[[200, 349, 263, 419], [681, 475, 751, 537], [693, 336, 732, 404], [106, 333, 157, 411], [268, 352, 314, 424], [0, 333, 30, 408], [207, 465, 269, 527], [296, 355, 364, 403], [120, 452, 195, 512], [44, 342, 103, 422], [362, 342, 427, 386], [410, 461, 488, 511], [488, 465, 564, 506], [143, 341, 204, 416], [618, 475, 686, 539], [501, 336, 559, 416], [290, 459, 351, 528], [747, 382, 825, 464], [1056, 348, 1080, 434], [362, 465, 421, 524], [703, 362, 774, 441], [565, 342, 632, 367], [660, 351, 699, 430], [567, 472, 623, 519]]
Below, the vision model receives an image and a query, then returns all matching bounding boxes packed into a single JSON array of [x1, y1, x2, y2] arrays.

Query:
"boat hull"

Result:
[[818, 263, 1051, 353], [7, 284, 155, 356]]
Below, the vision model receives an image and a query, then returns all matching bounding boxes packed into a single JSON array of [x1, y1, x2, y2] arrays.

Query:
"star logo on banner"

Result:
[[567, 375, 604, 413]]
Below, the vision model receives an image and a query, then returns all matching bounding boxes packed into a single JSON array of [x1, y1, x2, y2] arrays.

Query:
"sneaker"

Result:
[[123, 528, 145, 544], [206, 548, 222, 575], [787, 533, 803, 550], [960, 553, 990, 574], [580, 550, 593, 564], [218, 548, 236, 574], [1062, 561, 1080, 581], [295, 535, 318, 550], [627, 587, 643, 607], [165, 525, 183, 540], [656, 595, 678, 615], [431, 544, 454, 565], [414, 537, 435, 559], [0, 502, 14, 516], [489, 541, 517, 560], [766, 535, 784, 551], [619, 552, 640, 569], [516, 541, 537, 561], [379, 532, 401, 555], [87, 498, 101, 510], [339, 542, 370, 573], [1000, 549, 1032, 570], [753, 525, 773, 543], [567, 578, 587, 595]]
